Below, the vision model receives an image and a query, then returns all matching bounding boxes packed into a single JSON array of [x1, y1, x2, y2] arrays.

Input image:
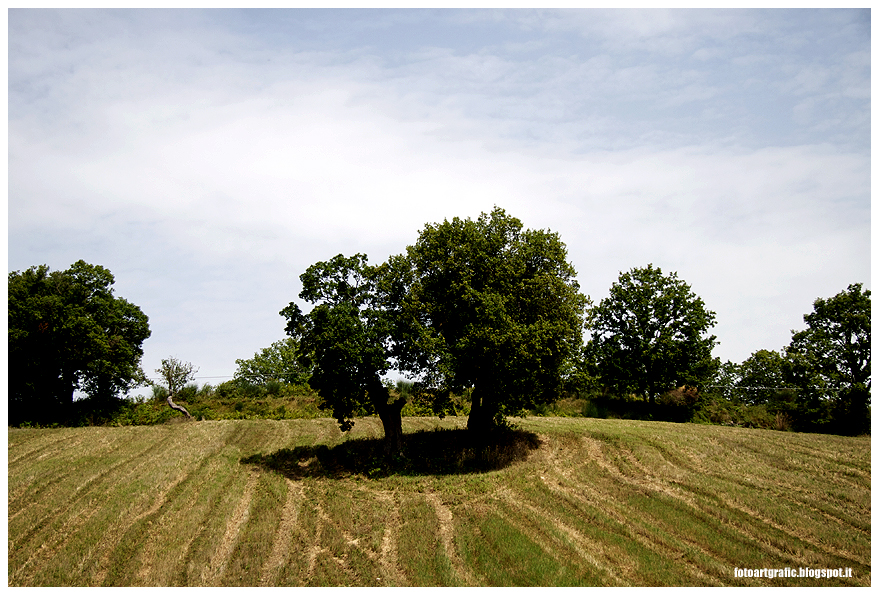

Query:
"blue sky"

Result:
[[8, 9, 871, 388]]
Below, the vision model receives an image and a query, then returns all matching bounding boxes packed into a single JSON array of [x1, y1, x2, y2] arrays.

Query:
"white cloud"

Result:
[[8, 9, 870, 379]]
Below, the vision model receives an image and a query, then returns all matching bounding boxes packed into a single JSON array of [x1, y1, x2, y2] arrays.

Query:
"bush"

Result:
[[178, 383, 199, 403], [580, 399, 608, 419], [656, 386, 700, 422], [215, 380, 238, 399], [692, 397, 788, 430], [396, 379, 415, 399], [397, 384, 470, 418], [151, 385, 169, 401]]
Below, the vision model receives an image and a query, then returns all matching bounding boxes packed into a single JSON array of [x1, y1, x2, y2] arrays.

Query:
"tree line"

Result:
[[8, 208, 870, 447]]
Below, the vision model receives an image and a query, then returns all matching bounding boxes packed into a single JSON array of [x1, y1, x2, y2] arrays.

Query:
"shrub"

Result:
[[580, 399, 609, 419], [396, 379, 415, 399], [656, 386, 700, 422], [178, 383, 199, 403], [773, 412, 793, 432], [151, 385, 169, 401], [215, 380, 238, 399]]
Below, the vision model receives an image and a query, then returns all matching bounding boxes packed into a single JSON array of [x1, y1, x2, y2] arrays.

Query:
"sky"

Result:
[[8, 8, 871, 391]]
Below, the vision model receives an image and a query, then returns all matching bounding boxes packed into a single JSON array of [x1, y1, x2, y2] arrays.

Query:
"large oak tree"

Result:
[[283, 208, 588, 447], [786, 283, 870, 434], [391, 207, 589, 433], [281, 254, 406, 454], [8, 260, 151, 425]]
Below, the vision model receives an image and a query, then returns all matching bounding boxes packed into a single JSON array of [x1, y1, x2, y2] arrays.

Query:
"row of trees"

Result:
[[7, 258, 311, 426], [281, 210, 870, 449], [8, 209, 870, 442], [711, 284, 871, 435]]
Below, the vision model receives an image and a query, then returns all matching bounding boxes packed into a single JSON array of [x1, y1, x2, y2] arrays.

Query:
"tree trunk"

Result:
[[644, 366, 656, 407], [467, 386, 498, 434], [368, 376, 405, 456], [378, 397, 406, 456], [167, 394, 193, 419], [62, 381, 76, 422]]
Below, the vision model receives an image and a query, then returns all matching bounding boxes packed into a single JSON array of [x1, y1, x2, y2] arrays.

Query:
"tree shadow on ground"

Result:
[[241, 426, 542, 479]]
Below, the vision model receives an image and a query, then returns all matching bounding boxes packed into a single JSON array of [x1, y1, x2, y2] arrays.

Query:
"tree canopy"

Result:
[[735, 349, 792, 406], [391, 207, 589, 432], [234, 338, 309, 386], [281, 253, 405, 453], [586, 264, 718, 405], [280, 208, 587, 445], [8, 260, 151, 425], [154, 357, 197, 420], [786, 283, 870, 434]]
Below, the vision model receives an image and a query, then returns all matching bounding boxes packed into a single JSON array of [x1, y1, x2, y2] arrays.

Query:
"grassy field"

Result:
[[8, 416, 870, 586]]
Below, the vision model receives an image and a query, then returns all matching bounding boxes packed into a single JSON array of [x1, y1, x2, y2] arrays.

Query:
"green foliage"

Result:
[[110, 396, 182, 425], [693, 284, 870, 436], [281, 254, 399, 435], [8, 260, 151, 425], [558, 344, 600, 397], [89, 381, 326, 425], [692, 397, 794, 431], [177, 383, 200, 404], [227, 379, 263, 399], [152, 357, 198, 419], [709, 351, 796, 411], [703, 352, 798, 432], [151, 384, 169, 401], [734, 349, 791, 406], [786, 283, 871, 435], [154, 357, 197, 397], [585, 264, 719, 405], [392, 207, 589, 432], [400, 394, 435, 417], [234, 338, 310, 385], [396, 379, 415, 399], [709, 360, 741, 402]]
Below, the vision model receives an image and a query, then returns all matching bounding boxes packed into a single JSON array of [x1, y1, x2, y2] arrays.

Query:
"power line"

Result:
[[144, 375, 235, 381], [144, 375, 303, 381], [704, 385, 854, 393], [705, 385, 800, 390]]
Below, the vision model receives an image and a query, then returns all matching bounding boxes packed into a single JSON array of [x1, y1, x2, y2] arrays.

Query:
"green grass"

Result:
[[7, 416, 870, 586]]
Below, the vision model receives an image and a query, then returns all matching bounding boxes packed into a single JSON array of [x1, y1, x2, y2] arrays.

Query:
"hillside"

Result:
[[8, 417, 870, 586]]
